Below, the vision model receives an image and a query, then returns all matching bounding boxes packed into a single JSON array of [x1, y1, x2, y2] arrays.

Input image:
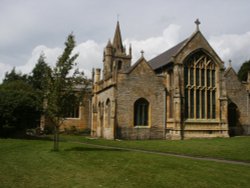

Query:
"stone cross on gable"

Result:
[[229, 59, 232, 67], [140, 50, 144, 57], [195, 19, 201, 31]]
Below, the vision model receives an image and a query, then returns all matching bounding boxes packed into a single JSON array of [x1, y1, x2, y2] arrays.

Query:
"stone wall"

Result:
[[116, 127, 165, 140], [116, 58, 166, 139], [169, 31, 229, 139], [225, 68, 250, 135], [61, 99, 90, 131], [40, 94, 91, 132], [92, 83, 116, 139]]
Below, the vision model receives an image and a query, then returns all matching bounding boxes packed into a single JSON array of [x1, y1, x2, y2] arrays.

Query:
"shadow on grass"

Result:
[[64, 146, 126, 152], [0, 134, 53, 141]]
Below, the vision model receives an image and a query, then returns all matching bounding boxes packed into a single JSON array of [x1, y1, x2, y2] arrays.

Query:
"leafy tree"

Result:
[[28, 53, 52, 121], [3, 67, 28, 83], [29, 53, 51, 91], [238, 60, 250, 81], [0, 80, 41, 136], [45, 33, 89, 151]]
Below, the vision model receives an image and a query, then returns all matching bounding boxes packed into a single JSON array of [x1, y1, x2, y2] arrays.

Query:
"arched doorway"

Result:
[[228, 102, 242, 136]]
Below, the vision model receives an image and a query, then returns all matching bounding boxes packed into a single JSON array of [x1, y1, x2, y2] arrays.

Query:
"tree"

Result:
[[29, 53, 51, 91], [29, 54, 52, 118], [238, 60, 250, 82], [45, 33, 89, 151], [0, 80, 41, 136], [3, 68, 28, 83]]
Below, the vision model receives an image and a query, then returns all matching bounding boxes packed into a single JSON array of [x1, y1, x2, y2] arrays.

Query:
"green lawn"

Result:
[[0, 138, 250, 188], [59, 135, 250, 162]]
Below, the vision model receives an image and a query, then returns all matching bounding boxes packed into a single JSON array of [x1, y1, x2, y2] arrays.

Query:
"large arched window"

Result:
[[184, 51, 216, 120], [134, 98, 149, 126]]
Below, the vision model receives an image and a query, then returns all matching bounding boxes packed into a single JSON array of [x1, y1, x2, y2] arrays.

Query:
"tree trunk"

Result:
[[53, 125, 59, 151]]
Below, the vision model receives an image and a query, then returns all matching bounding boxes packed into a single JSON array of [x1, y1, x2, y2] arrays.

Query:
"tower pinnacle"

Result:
[[113, 21, 124, 52]]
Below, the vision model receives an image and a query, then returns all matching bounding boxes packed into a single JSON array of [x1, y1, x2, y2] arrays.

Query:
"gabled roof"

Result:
[[148, 38, 188, 70], [148, 28, 224, 70], [123, 56, 153, 74], [224, 65, 237, 77]]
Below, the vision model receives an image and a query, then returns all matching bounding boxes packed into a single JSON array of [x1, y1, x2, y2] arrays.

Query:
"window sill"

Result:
[[134, 126, 150, 128], [184, 119, 219, 123], [65, 117, 81, 120]]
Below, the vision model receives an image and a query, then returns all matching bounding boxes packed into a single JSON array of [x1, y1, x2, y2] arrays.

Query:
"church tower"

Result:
[[103, 21, 132, 79]]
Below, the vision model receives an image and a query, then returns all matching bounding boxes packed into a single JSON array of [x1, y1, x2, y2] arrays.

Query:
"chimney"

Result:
[[94, 68, 101, 83]]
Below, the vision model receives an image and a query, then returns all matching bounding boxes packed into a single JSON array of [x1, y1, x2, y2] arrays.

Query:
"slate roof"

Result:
[[148, 38, 188, 70]]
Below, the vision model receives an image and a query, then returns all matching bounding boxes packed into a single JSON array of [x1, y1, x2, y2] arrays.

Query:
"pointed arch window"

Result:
[[134, 98, 149, 126], [184, 51, 217, 120], [105, 99, 111, 127]]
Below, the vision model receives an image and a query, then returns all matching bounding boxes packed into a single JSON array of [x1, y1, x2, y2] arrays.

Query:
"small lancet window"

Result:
[[118, 60, 122, 70]]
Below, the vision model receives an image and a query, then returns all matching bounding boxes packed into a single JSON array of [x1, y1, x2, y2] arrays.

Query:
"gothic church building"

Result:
[[91, 20, 244, 140], [41, 21, 250, 139]]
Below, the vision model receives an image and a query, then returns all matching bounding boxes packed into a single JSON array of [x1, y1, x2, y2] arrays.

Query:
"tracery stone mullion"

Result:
[[210, 67, 213, 88], [190, 89, 194, 118], [199, 64, 202, 119], [206, 67, 210, 87], [207, 89, 210, 119], [212, 69, 215, 87], [202, 89, 205, 119], [188, 66, 190, 86], [205, 66, 208, 119], [194, 66, 197, 119], [212, 90, 216, 119], [210, 89, 213, 119], [199, 88, 202, 119]]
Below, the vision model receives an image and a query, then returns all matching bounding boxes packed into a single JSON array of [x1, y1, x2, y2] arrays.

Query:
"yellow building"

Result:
[[91, 20, 248, 140], [41, 20, 250, 139]]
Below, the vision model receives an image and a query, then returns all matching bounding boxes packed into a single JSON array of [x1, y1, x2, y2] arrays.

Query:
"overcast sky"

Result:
[[1, 0, 250, 81]]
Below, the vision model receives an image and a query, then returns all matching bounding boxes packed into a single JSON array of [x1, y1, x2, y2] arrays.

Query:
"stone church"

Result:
[[41, 20, 250, 139], [90, 20, 250, 140]]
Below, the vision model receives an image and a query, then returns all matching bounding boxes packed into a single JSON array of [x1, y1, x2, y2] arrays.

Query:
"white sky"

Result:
[[1, 0, 250, 81]]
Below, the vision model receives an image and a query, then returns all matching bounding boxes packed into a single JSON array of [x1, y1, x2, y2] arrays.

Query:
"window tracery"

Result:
[[184, 51, 216, 119]]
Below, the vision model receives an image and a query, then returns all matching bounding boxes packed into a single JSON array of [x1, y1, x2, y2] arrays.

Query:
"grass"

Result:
[[1, 138, 250, 188], [58, 135, 250, 162]]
